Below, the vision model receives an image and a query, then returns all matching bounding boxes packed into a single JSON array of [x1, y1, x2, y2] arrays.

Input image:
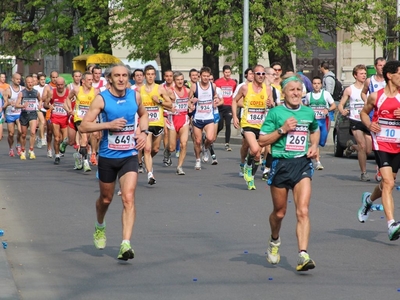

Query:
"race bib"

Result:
[[77, 105, 89, 119], [146, 106, 160, 122], [53, 102, 67, 116], [350, 103, 364, 120], [24, 99, 37, 112], [285, 124, 308, 151], [312, 106, 326, 120], [221, 87, 233, 97], [376, 118, 400, 143], [108, 124, 136, 150], [246, 108, 265, 124], [197, 100, 212, 114], [175, 98, 188, 113]]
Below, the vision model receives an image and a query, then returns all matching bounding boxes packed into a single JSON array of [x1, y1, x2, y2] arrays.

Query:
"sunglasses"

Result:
[[273, 68, 282, 72], [255, 72, 266, 76]]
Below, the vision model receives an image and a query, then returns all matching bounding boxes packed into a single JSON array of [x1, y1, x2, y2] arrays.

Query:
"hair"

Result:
[[173, 71, 184, 80], [38, 74, 46, 80], [252, 64, 265, 73], [199, 66, 212, 75], [320, 61, 330, 70], [25, 75, 33, 81], [374, 57, 386, 66], [144, 64, 156, 74], [352, 64, 367, 77], [50, 71, 59, 78], [107, 63, 130, 79], [92, 66, 102, 74], [244, 67, 253, 78], [189, 68, 198, 76], [222, 65, 231, 72], [164, 70, 173, 77], [72, 70, 81, 77], [133, 69, 143, 78], [81, 71, 93, 80], [383, 60, 400, 83], [0, 72, 6, 77], [86, 63, 96, 71], [271, 62, 282, 69], [30, 73, 38, 78], [312, 76, 322, 83], [281, 74, 303, 90]]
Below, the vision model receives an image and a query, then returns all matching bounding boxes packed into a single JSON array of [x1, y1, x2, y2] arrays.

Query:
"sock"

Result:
[[122, 239, 130, 245], [388, 220, 395, 228], [29, 147, 33, 151], [252, 160, 260, 176], [246, 153, 255, 167], [209, 144, 215, 156], [299, 250, 307, 254], [271, 235, 279, 241], [365, 194, 372, 205], [96, 221, 105, 228]]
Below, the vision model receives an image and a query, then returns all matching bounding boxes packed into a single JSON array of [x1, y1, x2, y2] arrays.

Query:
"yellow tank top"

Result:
[[74, 87, 96, 122], [240, 83, 268, 129], [140, 84, 164, 127]]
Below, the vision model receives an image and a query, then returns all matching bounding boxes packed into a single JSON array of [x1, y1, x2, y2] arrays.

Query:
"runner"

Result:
[[161, 70, 176, 167], [357, 60, 400, 241], [131, 69, 145, 173], [0, 72, 10, 93], [33, 74, 47, 148], [15, 76, 40, 160], [232, 64, 273, 190], [0, 86, 6, 140], [45, 77, 69, 165], [140, 64, 172, 184], [65, 71, 99, 172], [304, 76, 336, 170], [3, 73, 23, 157], [338, 64, 371, 181], [258, 74, 319, 272], [208, 73, 224, 165], [79, 63, 149, 260], [189, 66, 219, 170]]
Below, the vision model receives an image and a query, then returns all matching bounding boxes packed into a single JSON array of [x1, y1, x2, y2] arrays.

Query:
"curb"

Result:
[[0, 243, 19, 300]]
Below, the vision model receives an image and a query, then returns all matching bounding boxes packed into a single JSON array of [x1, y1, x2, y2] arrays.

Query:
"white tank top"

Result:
[[369, 75, 386, 93], [194, 82, 214, 121], [6, 85, 22, 116], [348, 84, 364, 121]]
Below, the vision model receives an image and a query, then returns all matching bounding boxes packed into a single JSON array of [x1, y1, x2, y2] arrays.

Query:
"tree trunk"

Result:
[[202, 40, 219, 79], [159, 50, 172, 77], [268, 35, 293, 73]]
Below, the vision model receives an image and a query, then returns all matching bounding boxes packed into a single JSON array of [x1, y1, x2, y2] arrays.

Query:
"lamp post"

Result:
[[243, 0, 249, 79]]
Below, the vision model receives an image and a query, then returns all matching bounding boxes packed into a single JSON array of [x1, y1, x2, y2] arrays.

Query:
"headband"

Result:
[[281, 76, 302, 89]]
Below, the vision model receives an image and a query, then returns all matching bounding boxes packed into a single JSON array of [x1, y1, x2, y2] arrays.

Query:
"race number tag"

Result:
[[351, 102, 364, 120], [77, 105, 89, 118], [53, 102, 67, 116], [313, 106, 326, 119], [197, 99, 212, 114], [175, 98, 188, 113], [285, 124, 308, 151], [221, 86, 233, 97], [246, 108, 265, 124], [376, 118, 400, 143], [25, 99, 37, 111], [146, 106, 160, 122], [108, 124, 136, 150]]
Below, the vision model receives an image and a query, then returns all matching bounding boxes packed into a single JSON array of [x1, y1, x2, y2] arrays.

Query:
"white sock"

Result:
[[388, 220, 395, 228]]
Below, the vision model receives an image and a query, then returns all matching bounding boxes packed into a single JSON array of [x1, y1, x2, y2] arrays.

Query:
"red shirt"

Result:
[[214, 78, 236, 106]]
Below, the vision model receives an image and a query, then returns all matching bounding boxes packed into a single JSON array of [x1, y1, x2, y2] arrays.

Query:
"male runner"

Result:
[[15, 76, 40, 160], [79, 63, 149, 260], [34, 74, 47, 148], [357, 60, 400, 241], [162, 70, 176, 167], [259, 74, 319, 272], [131, 69, 145, 173]]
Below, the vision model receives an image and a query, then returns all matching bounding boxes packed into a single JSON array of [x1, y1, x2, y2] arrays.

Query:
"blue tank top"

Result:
[[99, 89, 139, 158]]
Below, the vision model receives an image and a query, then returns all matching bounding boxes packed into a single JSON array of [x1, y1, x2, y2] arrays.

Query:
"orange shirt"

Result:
[[0, 83, 10, 91]]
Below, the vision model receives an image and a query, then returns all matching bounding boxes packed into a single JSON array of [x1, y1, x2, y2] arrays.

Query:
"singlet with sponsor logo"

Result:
[[6, 85, 22, 116], [21, 89, 39, 113], [140, 84, 164, 127], [370, 89, 400, 153], [240, 83, 268, 129], [348, 85, 364, 121], [51, 88, 69, 117], [308, 90, 331, 120], [173, 88, 189, 116], [99, 89, 138, 158], [193, 82, 214, 121], [260, 104, 319, 159], [74, 87, 96, 122]]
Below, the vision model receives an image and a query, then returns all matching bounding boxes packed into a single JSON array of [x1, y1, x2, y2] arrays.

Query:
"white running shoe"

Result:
[[195, 159, 201, 170]]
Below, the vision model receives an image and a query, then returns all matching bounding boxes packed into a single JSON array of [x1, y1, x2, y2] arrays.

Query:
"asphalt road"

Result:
[[1, 140, 400, 300]]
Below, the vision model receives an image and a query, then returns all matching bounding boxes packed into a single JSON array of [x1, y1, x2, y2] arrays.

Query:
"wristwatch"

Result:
[[277, 128, 285, 135], [142, 129, 150, 135]]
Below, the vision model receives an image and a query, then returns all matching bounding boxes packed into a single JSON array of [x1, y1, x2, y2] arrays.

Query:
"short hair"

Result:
[[271, 62, 282, 69], [312, 76, 322, 83], [189, 68, 198, 76], [222, 65, 231, 72], [0, 72, 6, 77], [132, 69, 143, 78], [252, 64, 265, 72], [173, 71, 184, 80], [320, 61, 330, 70], [92, 66, 102, 74], [50, 71, 59, 78], [144, 64, 156, 74], [25, 75, 33, 81], [281, 74, 303, 91], [163, 70, 173, 76], [38, 74, 46, 80], [352, 64, 366, 77], [199, 66, 211, 75], [82, 71, 93, 80], [107, 63, 130, 79], [383, 60, 400, 83], [72, 70, 81, 76], [86, 63, 96, 71], [374, 57, 386, 66], [244, 67, 252, 78]]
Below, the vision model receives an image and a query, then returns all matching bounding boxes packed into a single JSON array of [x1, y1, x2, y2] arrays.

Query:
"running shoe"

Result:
[[344, 140, 355, 157], [163, 149, 171, 167], [239, 163, 245, 177], [90, 152, 98, 165], [117, 241, 134, 261], [314, 161, 324, 170], [29, 150, 36, 160], [47, 149, 53, 158], [93, 224, 106, 250], [117, 190, 122, 196], [175, 150, 180, 158], [138, 163, 144, 173], [262, 168, 270, 181], [211, 154, 218, 165], [16, 144, 22, 156], [358, 192, 372, 223], [59, 140, 67, 154], [73, 152, 83, 170], [176, 166, 185, 175], [42, 138, 47, 146], [225, 143, 232, 151], [148, 172, 156, 185], [388, 222, 400, 241], [266, 237, 281, 265], [247, 179, 256, 190], [83, 160, 91, 172], [202, 146, 209, 163], [243, 164, 253, 183], [296, 252, 316, 271], [9, 149, 14, 157], [375, 166, 382, 182], [360, 172, 370, 182], [36, 138, 42, 149], [54, 157, 60, 165], [195, 159, 201, 170], [20, 151, 26, 160]]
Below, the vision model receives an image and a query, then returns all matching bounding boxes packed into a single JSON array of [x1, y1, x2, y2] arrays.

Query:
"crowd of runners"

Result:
[[1, 58, 400, 271]]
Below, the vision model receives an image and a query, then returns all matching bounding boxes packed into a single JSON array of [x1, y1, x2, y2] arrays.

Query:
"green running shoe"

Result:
[[93, 224, 106, 250], [118, 241, 134, 261], [247, 179, 256, 190], [59, 141, 67, 154]]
